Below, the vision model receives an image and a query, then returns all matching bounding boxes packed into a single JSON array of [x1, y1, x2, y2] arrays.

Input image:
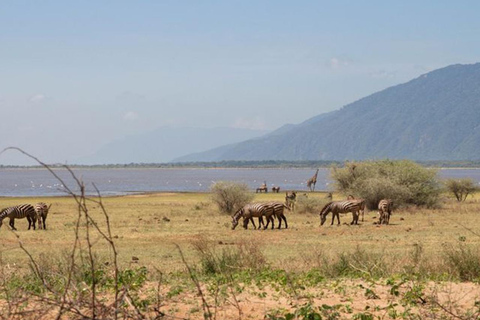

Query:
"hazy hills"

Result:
[[78, 127, 268, 164], [175, 63, 480, 162]]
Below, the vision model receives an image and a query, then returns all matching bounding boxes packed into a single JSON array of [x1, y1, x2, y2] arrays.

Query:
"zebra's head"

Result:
[[231, 208, 243, 230], [319, 202, 332, 226]]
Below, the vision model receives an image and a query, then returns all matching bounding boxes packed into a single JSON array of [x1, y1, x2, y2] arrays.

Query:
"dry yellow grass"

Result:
[[1, 191, 480, 275]]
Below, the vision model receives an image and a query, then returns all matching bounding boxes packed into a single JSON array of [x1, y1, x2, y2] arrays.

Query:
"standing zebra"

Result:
[[378, 199, 393, 225], [319, 200, 364, 226], [34, 202, 51, 230], [231, 203, 275, 230], [285, 191, 297, 211], [307, 169, 319, 192], [347, 195, 366, 222], [0, 204, 37, 230], [265, 201, 290, 229]]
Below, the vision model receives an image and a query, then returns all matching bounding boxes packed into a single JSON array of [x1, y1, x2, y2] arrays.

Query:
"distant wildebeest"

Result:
[[256, 182, 268, 193], [271, 186, 280, 193]]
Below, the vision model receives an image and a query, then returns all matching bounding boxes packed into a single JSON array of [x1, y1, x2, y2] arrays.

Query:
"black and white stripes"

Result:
[[0, 204, 37, 231]]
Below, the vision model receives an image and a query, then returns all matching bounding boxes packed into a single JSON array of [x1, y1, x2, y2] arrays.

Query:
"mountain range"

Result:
[[174, 63, 480, 162]]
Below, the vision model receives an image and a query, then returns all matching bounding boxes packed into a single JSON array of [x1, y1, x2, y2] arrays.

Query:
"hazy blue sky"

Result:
[[1, 1, 480, 164]]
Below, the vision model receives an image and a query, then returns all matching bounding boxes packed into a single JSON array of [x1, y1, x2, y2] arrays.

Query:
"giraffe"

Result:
[[307, 169, 319, 192]]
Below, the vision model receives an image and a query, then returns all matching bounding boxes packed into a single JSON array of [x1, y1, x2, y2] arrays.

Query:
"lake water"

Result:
[[0, 167, 479, 197]]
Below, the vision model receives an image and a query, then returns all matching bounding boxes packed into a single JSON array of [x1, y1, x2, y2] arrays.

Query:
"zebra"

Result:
[[0, 204, 37, 231], [319, 200, 364, 226], [378, 199, 393, 225], [347, 195, 366, 222], [285, 191, 297, 211], [265, 201, 289, 229], [307, 169, 319, 192], [34, 202, 51, 230], [231, 203, 275, 230]]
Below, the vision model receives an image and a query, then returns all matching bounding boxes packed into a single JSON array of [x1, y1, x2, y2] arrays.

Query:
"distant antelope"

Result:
[[231, 203, 275, 230], [256, 182, 268, 193], [307, 169, 319, 192], [0, 204, 37, 230], [319, 200, 364, 226], [34, 202, 51, 230], [285, 191, 297, 211], [378, 199, 393, 225]]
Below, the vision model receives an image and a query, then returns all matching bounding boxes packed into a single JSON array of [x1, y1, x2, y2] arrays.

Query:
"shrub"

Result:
[[210, 181, 254, 214], [192, 237, 266, 275], [444, 178, 479, 202], [296, 195, 328, 214], [331, 160, 441, 209]]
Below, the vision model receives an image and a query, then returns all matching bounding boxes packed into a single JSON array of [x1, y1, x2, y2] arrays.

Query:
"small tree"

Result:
[[331, 160, 441, 209], [210, 181, 254, 214], [445, 178, 479, 202]]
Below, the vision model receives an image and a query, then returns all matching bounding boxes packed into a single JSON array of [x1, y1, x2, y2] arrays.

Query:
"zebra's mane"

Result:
[[319, 202, 333, 216], [232, 208, 244, 221]]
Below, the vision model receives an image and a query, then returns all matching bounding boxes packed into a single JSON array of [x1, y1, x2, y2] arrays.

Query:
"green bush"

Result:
[[444, 178, 479, 201], [210, 181, 254, 214], [331, 160, 441, 209], [296, 195, 328, 214]]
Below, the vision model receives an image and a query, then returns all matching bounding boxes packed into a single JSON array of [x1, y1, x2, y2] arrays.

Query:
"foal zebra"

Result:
[[231, 203, 275, 230], [378, 199, 393, 225], [319, 200, 364, 226], [0, 204, 37, 230], [34, 202, 51, 230]]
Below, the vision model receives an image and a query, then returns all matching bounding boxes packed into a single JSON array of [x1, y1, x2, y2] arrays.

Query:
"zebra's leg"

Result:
[[9, 218, 17, 231], [335, 212, 341, 225], [250, 217, 257, 229], [43, 214, 47, 230]]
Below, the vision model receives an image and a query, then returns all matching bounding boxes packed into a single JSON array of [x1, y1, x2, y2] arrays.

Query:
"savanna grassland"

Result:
[[1, 191, 480, 319]]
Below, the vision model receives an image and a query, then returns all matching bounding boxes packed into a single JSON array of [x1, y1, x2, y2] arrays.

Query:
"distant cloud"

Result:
[[232, 117, 267, 130], [123, 111, 139, 121], [29, 94, 48, 103], [329, 57, 350, 69]]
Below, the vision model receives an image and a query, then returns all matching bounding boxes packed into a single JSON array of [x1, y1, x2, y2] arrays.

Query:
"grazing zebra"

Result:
[[271, 186, 280, 193], [319, 200, 364, 226], [231, 203, 275, 230], [34, 202, 51, 230], [285, 191, 297, 211], [307, 169, 319, 192], [378, 199, 393, 225], [0, 204, 37, 231], [265, 201, 289, 229]]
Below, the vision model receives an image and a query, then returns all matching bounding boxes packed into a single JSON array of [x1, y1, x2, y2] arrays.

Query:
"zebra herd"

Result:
[[232, 193, 393, 230], [0, 203, 51, 231]]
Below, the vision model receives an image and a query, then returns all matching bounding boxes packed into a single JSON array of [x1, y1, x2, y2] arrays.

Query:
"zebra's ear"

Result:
[[48, 204, 52, 210]]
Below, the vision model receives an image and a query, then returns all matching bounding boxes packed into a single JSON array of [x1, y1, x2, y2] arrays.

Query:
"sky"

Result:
[[1, 1, 480, 164]]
